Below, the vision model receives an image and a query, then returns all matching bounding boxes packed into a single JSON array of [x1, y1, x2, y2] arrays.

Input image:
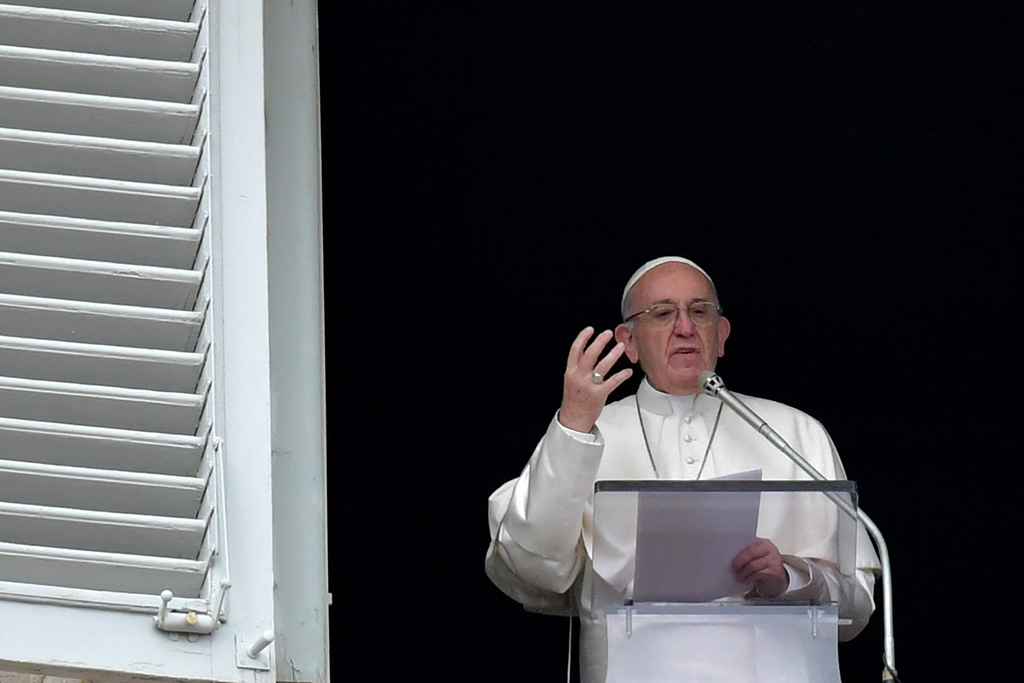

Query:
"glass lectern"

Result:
[[591, 480, 860, 683]]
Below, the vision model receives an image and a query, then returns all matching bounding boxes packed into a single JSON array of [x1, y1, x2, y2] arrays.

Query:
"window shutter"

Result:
[[0, 0, 215, 606], [0, 1, 330, 681]]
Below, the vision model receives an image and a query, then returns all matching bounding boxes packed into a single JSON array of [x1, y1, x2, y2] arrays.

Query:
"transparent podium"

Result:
[[591, 480, 860, 683]]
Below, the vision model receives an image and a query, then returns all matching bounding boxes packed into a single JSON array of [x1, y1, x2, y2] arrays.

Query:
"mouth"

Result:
[[671, 347, 699, 356]]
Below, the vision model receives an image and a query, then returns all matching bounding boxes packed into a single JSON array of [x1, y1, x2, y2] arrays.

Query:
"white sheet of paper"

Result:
[[633, 469, 762, 603]]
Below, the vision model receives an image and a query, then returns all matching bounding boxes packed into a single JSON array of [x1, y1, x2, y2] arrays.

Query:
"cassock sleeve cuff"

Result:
[[554, 411, 604, 444], [780, 554, 828, 603]]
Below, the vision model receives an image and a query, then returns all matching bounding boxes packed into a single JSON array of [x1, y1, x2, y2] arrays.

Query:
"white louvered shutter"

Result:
[[0, 0, 217, 605], [0, 2, 327, 681]]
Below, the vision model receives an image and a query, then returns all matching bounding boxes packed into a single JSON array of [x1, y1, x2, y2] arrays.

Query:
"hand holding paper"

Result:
[[731, 537, 788, 598]]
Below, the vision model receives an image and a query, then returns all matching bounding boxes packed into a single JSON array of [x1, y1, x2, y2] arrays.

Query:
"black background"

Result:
[[328, 3, 1017, 679]]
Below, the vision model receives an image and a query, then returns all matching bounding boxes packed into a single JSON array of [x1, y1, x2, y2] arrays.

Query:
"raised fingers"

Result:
[[579, 329, 616, 372], [597, 366, 633, 394], [566, 326, 597, 370], [559, 327, 632, 433], [593, 339, 627, 379]]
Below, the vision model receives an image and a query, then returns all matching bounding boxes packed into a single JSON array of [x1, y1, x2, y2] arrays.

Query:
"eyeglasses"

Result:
[[624, 301, 721, 328]]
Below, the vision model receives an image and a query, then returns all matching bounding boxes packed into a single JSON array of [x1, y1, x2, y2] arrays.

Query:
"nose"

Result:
[[672, 308, 697, 336]]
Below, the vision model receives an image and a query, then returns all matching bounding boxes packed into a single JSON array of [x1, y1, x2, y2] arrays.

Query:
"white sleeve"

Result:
[[782, 555, 877, 641], [781, 411, 879, 640], [485, 415, 604, 610]]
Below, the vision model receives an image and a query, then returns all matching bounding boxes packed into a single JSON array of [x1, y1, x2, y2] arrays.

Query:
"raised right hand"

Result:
[[558, 327, 633, 433]]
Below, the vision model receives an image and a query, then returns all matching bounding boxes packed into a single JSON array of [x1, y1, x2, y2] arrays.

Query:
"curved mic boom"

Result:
[[698, 370, 897, 679]]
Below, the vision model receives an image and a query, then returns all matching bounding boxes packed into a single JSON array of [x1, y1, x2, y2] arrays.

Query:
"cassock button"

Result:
[[685, 456, 697, 464], [682, 434, 694, 443], [683, 415, 693, 424]]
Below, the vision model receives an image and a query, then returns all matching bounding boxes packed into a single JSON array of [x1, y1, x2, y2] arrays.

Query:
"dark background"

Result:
[[328, 3, 1016, 679]]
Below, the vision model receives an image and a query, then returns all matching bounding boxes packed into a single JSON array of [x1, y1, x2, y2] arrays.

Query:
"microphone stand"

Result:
[[700, 371, 897, 681]]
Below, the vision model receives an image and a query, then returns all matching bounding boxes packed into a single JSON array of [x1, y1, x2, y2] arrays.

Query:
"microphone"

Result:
[[699, 371, 777, 442], [699, 370, 897, 679]]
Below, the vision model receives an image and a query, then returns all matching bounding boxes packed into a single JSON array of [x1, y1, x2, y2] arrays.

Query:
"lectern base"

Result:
[[605, 603, 841, 683]]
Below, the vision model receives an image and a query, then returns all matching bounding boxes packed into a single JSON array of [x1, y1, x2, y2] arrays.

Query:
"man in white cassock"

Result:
[[485, 257, 879, 682]]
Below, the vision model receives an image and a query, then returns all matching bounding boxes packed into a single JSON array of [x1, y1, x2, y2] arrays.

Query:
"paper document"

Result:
[[633, 469, 762, 603]]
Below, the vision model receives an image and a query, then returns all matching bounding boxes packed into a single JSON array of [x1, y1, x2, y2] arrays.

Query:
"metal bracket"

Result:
[[235, 630, 274, 671], [153, 579, 230, 637]]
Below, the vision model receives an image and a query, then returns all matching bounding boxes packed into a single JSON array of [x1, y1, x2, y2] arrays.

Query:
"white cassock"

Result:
[[486, 379, 879, 683]]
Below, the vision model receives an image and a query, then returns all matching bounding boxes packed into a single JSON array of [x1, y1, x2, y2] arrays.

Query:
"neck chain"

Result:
[[636, 395, 724, 480]]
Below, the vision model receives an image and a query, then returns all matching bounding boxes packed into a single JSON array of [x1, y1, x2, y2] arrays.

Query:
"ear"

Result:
[[716, 316, 731, 357], [614, 323, 640, 363]]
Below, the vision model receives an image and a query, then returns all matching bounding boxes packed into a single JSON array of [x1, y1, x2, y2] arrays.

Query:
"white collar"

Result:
[[636, 377, 721, 417]]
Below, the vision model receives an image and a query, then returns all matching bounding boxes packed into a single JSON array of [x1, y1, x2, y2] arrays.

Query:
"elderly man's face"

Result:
[[614, 262, 731, 395]]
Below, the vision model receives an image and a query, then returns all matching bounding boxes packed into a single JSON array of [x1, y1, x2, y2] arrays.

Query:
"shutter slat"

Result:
[[0, 417, 204, 476], [0, 376, 204, 434], [0, 170, 200, 225], [0, 251, 201, 309], [0, 502, 207, 559], [0, 85, 199, 144], [0, 293, 203, 351], [0, 4, 198, 61], [0, 211, 200, 269], [0, 541, 208, 596], [0, 460, 204, 516], [0, 45, 199, 102], [0, 335, 204, 392], [0, 127, 199, 185], [0, 0, 195, 23]]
